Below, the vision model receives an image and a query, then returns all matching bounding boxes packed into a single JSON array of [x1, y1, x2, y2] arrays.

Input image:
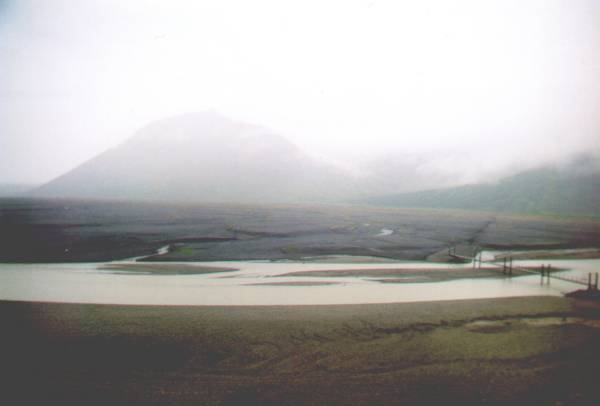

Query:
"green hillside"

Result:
[[369, 167, 600, 217]]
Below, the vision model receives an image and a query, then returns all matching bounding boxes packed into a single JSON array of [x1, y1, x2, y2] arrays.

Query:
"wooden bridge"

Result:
[[448, 247, 599, 290]]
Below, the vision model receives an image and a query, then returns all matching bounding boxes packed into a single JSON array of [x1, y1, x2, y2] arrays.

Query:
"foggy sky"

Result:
[[1, 0, 600, 184]]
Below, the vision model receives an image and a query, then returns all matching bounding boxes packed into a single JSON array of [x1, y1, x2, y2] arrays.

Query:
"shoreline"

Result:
[[4, 244, 600, 265]]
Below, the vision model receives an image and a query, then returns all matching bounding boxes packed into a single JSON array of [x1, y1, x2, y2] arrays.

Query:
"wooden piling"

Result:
[[541, 264, 545, 285], [588, 273, 592, 290], [595, 273, 599, 290]]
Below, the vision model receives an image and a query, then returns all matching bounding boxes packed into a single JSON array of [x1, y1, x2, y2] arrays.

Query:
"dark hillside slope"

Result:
[[369, 166, 600, 217]]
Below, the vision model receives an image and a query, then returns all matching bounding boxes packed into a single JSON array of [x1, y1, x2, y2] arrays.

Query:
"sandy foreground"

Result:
[[1, 296, 600, 405]]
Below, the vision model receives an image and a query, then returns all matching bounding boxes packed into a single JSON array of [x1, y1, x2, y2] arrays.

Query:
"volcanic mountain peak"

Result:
[[32, 112, 359, 203]]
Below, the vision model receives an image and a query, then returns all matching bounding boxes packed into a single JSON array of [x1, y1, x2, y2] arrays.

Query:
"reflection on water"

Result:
[[0, 253, 598, 306], [376, 228, 394, 236]]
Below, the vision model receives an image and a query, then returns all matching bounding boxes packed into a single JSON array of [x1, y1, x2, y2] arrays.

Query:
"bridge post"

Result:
[[588, 273, 593, 290], [540, 264, 545, 285], [594, 273, 599, 290]]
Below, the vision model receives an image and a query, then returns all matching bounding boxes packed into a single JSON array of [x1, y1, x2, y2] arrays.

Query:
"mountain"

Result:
[[32, 111, 599, 209], [368, 160, 600, 217], [32, 112, 361, 203], [354, 151, 481, 194]]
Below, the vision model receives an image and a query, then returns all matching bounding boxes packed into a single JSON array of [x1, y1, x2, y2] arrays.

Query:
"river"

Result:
[[1, 250, 598, 305]]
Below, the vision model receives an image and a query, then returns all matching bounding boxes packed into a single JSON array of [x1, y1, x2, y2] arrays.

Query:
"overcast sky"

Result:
[[1, 0, 599, 184]]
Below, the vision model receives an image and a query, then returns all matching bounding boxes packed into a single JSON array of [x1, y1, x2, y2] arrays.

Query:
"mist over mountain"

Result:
[[353, 151, 507, 194], [30, 111, 600, 212], [368, 156, 600, 217], [32, 112, 366, 203]]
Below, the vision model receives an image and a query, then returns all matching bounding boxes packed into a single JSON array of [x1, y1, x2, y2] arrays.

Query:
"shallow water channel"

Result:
[[1, 250, 598, 305]]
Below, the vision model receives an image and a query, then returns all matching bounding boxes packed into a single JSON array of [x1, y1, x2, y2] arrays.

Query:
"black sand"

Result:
[[3, 198, 600, 263]]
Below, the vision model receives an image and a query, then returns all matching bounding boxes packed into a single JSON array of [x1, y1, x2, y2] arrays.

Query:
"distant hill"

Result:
[[368, 163, 600, 217], [32, 112, 362, 203]]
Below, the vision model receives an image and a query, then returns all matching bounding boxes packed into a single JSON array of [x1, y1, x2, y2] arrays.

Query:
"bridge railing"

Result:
[[448, 247, 599, 290]]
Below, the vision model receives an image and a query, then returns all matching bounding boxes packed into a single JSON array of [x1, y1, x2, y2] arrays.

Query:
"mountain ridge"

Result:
[[30, 112, 600, 216], [368, 163, 600, 217]]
